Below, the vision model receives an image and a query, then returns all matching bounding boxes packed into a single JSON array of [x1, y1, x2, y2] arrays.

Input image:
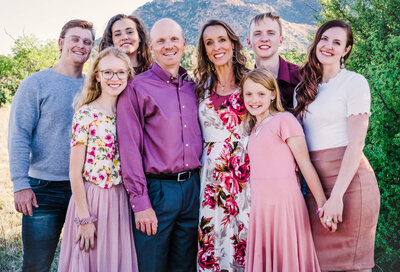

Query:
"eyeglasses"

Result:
[[63, 35, 93, 47], [99, 70, 129, 80]]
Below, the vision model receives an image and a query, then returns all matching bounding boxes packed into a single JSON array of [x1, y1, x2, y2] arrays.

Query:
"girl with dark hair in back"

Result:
[[100, 14, 152, 74]]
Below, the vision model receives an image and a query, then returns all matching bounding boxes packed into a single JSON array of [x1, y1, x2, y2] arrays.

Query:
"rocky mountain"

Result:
[[132, 0, 320, 52]]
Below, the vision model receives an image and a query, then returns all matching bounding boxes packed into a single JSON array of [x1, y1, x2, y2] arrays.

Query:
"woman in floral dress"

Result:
[[194, 19, 250, 272]]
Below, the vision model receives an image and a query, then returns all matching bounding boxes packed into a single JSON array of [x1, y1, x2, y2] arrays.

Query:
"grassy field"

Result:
[[0, 105, 60, 272]]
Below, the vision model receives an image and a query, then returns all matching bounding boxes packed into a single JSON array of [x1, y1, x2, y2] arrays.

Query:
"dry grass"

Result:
[[0, 105, 59, 272]]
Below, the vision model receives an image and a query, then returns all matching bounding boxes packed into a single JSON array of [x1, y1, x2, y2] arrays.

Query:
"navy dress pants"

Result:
[[21, 178, 71, 272], [133, 172, 200, 272]]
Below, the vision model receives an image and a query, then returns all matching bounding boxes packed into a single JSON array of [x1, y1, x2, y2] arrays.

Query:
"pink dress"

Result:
[[245, 112, 320, 272]]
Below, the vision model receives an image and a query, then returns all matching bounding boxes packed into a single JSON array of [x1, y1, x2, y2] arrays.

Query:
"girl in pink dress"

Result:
[[241, 68, 327, 272], [58, 48, 138, 272]]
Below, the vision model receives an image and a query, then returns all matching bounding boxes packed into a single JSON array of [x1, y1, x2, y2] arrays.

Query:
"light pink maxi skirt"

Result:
[[58, 182, 138, 272], [306, 146, 380, 271]]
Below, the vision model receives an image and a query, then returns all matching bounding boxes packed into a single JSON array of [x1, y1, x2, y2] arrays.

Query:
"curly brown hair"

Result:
[[294, 20, 353, 119], [194, 19, 247, 101], [99, 14, 152, 75]]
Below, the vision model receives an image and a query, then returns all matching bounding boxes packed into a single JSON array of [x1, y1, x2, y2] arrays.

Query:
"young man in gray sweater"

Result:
[[8, 19, 94, 271]]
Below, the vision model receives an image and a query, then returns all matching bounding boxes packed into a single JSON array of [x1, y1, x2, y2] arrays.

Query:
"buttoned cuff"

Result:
[[129, 194, 152, 212]]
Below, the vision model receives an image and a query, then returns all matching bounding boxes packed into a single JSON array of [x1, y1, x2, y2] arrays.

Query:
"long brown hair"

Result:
[[99, 14, 152, 74], [74, 47, 134, 110], [294, 19, 353, 119], [194, 19, 247, 100], [240, 68, 284, 134]]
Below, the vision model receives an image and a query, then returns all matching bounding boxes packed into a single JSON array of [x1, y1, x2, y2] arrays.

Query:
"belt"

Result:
[[146, 169, 198, 182]]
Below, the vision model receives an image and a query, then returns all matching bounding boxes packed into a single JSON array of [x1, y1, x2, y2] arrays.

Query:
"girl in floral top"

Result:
[[58, 47, 138, 272]]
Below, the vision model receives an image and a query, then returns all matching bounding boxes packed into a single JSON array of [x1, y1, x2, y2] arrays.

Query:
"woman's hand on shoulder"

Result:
[[76, 223, 97, 252]]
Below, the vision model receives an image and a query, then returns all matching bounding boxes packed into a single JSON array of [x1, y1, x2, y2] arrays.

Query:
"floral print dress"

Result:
[[198, 89, 251, 272], [71, 104, 121, 188]]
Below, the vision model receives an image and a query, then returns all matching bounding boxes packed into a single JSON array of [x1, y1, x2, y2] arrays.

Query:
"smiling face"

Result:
[[243, 78, 276, 122], [59, 27, 93, 65], [111, 18, 140, 56], [202, 25, 234, 67], [248, 18, 283, 60], [150, 20, 186, 72], [96, 55, 129, 99], [316, 26, 350, 69]]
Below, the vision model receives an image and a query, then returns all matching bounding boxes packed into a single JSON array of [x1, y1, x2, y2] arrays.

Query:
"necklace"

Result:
[[254, 114, 273, 136]]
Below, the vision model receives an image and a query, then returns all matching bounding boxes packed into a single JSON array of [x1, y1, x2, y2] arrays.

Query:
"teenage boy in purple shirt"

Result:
[[117, 18, 202, 272], [247, 12, 301, 110]]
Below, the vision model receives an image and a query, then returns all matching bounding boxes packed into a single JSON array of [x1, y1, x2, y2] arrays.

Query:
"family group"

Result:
[[8, 11, 380, 272]]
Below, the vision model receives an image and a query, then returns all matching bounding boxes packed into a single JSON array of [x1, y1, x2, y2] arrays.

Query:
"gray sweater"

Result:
[[8, 69, 84, 192]]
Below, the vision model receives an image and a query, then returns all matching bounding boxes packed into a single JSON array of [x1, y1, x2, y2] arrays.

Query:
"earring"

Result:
[[232, 48, 237, 64], [340, 56, 345, 69]]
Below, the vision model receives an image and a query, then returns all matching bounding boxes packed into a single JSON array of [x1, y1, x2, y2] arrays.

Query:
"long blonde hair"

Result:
[[74, 47, 134, 110], [240, 68, 284, 134]]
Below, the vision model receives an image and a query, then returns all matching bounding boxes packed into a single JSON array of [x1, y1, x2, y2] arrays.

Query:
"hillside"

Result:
[[132, 0, 319, 52]]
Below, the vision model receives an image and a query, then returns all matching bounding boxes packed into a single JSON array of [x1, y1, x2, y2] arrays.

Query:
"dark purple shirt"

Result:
[[277, 56, 301, 110], [117, 62, 202, 212]]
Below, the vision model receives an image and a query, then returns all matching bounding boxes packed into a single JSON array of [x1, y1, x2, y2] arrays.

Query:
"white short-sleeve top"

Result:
[[294, 69, 371, 151]]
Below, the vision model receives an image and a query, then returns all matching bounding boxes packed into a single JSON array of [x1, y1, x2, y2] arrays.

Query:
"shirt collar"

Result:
[[277, 56, 292, 84], [151, 62, 190, 84]]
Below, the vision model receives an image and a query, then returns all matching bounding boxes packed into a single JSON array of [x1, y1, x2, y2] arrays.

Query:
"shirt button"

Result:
[[185, 163, 189, 167], [167, 81, 170, 83], [182, 105, 185, 109], [185, 144, 189, 147], [184, 124, 187, 128], [132, 205, 135, 209]]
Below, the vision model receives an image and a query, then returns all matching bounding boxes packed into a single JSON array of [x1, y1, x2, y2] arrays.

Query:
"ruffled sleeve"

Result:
[[346, 73, 371, 117], [71, 106, 91, 147], [278, 112, 305, 141]]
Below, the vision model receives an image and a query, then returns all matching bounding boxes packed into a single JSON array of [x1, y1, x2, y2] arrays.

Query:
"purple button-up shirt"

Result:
[[277, 56, 301, 110], [117, 62, 202, 212]]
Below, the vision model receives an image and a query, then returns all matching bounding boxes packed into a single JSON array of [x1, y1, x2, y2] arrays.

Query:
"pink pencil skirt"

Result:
[[306, 146, 380, 271]]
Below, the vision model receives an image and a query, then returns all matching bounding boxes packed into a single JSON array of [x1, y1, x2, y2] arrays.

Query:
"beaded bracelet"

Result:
[[316, 208, 322, 214], [74, 216, 97, 225]]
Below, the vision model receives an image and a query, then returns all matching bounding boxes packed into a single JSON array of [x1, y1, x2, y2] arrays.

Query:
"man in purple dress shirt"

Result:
[[247, 12, 301, 110], [117, 18, 202, 272]]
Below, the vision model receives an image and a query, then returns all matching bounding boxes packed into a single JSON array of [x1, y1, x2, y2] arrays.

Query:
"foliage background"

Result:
[[1, 0, 399, 270]]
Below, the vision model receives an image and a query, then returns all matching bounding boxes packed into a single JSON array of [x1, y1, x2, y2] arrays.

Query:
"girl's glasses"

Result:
[[100, 70, 129, 80]]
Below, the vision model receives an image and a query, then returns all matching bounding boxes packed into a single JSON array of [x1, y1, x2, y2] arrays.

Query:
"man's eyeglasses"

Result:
[[63, 35, 93, 47], [99, 70, 129, 80]]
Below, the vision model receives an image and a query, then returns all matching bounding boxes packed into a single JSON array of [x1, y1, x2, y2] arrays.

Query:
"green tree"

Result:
[[0, 35, 59, 106], [317, 0, 400, 270]]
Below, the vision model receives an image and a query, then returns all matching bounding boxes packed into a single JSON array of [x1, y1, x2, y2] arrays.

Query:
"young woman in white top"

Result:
[[294, 20, 380, 272]]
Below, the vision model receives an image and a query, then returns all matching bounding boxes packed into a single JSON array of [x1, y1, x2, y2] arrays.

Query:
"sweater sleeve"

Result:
[[8, 75, 41, 192]]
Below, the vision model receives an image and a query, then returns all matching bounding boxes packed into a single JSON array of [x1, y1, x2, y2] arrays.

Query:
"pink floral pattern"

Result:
[[71, 104, 121, 188], [198, 89, 250, 271]]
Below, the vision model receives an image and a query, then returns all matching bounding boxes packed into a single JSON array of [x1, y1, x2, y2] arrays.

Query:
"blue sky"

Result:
[[0, 0, 150, 55]]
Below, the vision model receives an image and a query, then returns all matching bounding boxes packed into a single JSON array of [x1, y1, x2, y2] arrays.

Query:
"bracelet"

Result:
[[74, 216, 97, 225], [316, 208, 322, 214]]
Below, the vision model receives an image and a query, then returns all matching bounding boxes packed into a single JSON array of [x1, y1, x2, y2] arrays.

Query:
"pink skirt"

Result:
[[58, 182, 138, 272], [306, 146, 380, 271]]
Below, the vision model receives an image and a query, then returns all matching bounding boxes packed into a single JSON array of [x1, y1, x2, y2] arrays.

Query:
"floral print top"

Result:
[[71, 104, 121, 188]]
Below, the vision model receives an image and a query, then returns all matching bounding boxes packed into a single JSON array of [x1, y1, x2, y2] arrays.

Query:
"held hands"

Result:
[[318, 195, 344, 232], [76, 223, 97, 252], [134, 208, 158, 236], [14, 189, 39, 216]]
